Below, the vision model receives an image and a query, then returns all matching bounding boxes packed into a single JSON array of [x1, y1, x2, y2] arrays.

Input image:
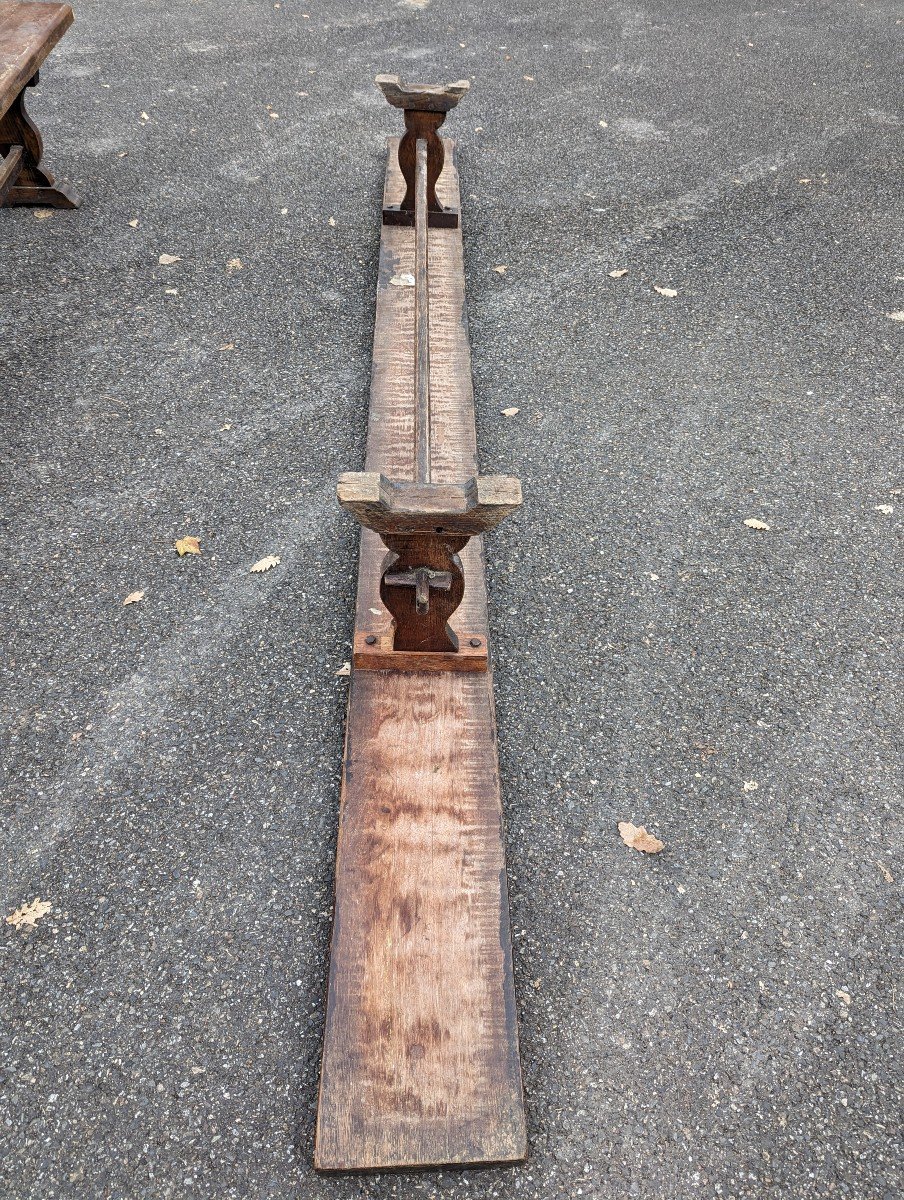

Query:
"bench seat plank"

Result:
[[0, 2, 72, 115]]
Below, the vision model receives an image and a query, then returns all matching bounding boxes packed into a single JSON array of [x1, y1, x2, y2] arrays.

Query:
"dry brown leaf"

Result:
[[743, 518, 770, 530], [218, 343, 235, 351], [653, 285, 678, 297], [34, 209, 53, 221], [501, 406, 520, 417], [123, 590, 145, 606], [249, 555, 281, 573], [226, 257, 243, 273], [6, 898, 51, 931], [128, 218, 139, 228], [608, 268, 629, 278], [175, 536, 201, 556], [158, 253, 180, 265], [877, 861, 894, 883], [493, 265, 507, 275], [389, 273, 415, 287], [335, 661, 351, 676], [618, 821, 664, 854]]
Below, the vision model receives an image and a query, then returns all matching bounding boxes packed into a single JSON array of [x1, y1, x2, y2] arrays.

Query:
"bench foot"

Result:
[[0, 74, 79, 209], [4, 179, 79, 208]]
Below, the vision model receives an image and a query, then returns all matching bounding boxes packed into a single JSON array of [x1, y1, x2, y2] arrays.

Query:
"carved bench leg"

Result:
[[0, 73, 79, 209]]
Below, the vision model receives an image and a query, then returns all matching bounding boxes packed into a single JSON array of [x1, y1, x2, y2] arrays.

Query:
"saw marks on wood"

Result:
[[315, 140, 526, 1172]]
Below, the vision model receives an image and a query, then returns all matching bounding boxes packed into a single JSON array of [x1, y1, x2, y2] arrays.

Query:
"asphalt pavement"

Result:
[[1, 1, 901, 1197]]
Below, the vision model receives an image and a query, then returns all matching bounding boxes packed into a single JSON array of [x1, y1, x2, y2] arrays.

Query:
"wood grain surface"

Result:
[[315, 139, 526, 1172], [0, 2, 71, 111]]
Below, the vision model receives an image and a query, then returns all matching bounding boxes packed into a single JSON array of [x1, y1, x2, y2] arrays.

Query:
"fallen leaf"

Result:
[[6, 898, 51, 931], [328, 216, 336, 227], [523, 75, 535, 82], [798, 178, 812, 184], [249, 554, 281, 573], [128, 218, 139, 228], [618, 821, 664, 854], [743, 518, 770, 530], [123, 590, 145, 606], [835, 989, 852, 1005], [218, 422, 233, 431], [226, 257, 243, 272], [269, 111, 279, 120], [493, 265, 507, 275], [608, 268, 629, 278], [877, 861, 894, 883], [501, 406, 520, 417], [874, 504, 894, 514], [175, 536, 201, 556], [218, 343, 235, 351], [158, 253, 180, 265], [389, 272, 415, 287], [743, 780, 758, 792], [599, 119, 609, 128], [887, 312, 904, 322], [34, 209, 53, 221], [335, 661, 351, 676], [653, 285, 678, 297]]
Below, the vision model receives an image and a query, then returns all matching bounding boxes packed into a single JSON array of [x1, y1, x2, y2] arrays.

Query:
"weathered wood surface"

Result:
[[315, 139, 527, 1171], [0, 2, 71, 109]]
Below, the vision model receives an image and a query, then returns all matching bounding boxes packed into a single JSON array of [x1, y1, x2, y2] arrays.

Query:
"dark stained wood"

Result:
[[0, 3, 78, 208], [377, 75, 468, 227], [315, 139, 526, 1171], [0, 140, 21, 201], [380, 532, 466, 653], [352, 628, 487, 674]]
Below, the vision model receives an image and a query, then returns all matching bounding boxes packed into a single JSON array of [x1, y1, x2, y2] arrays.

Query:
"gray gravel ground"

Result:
[[1, 0, 902, 1197]]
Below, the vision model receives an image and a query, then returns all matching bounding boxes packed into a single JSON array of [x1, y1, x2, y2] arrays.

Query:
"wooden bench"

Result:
[[0, 1, 77, 207]]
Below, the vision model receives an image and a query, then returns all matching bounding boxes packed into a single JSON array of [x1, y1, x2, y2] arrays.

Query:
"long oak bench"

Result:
[[0, 1, 78, 207]]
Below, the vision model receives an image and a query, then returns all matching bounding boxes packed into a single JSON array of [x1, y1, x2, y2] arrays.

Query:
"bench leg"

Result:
[[0, 74, 79, 209]]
